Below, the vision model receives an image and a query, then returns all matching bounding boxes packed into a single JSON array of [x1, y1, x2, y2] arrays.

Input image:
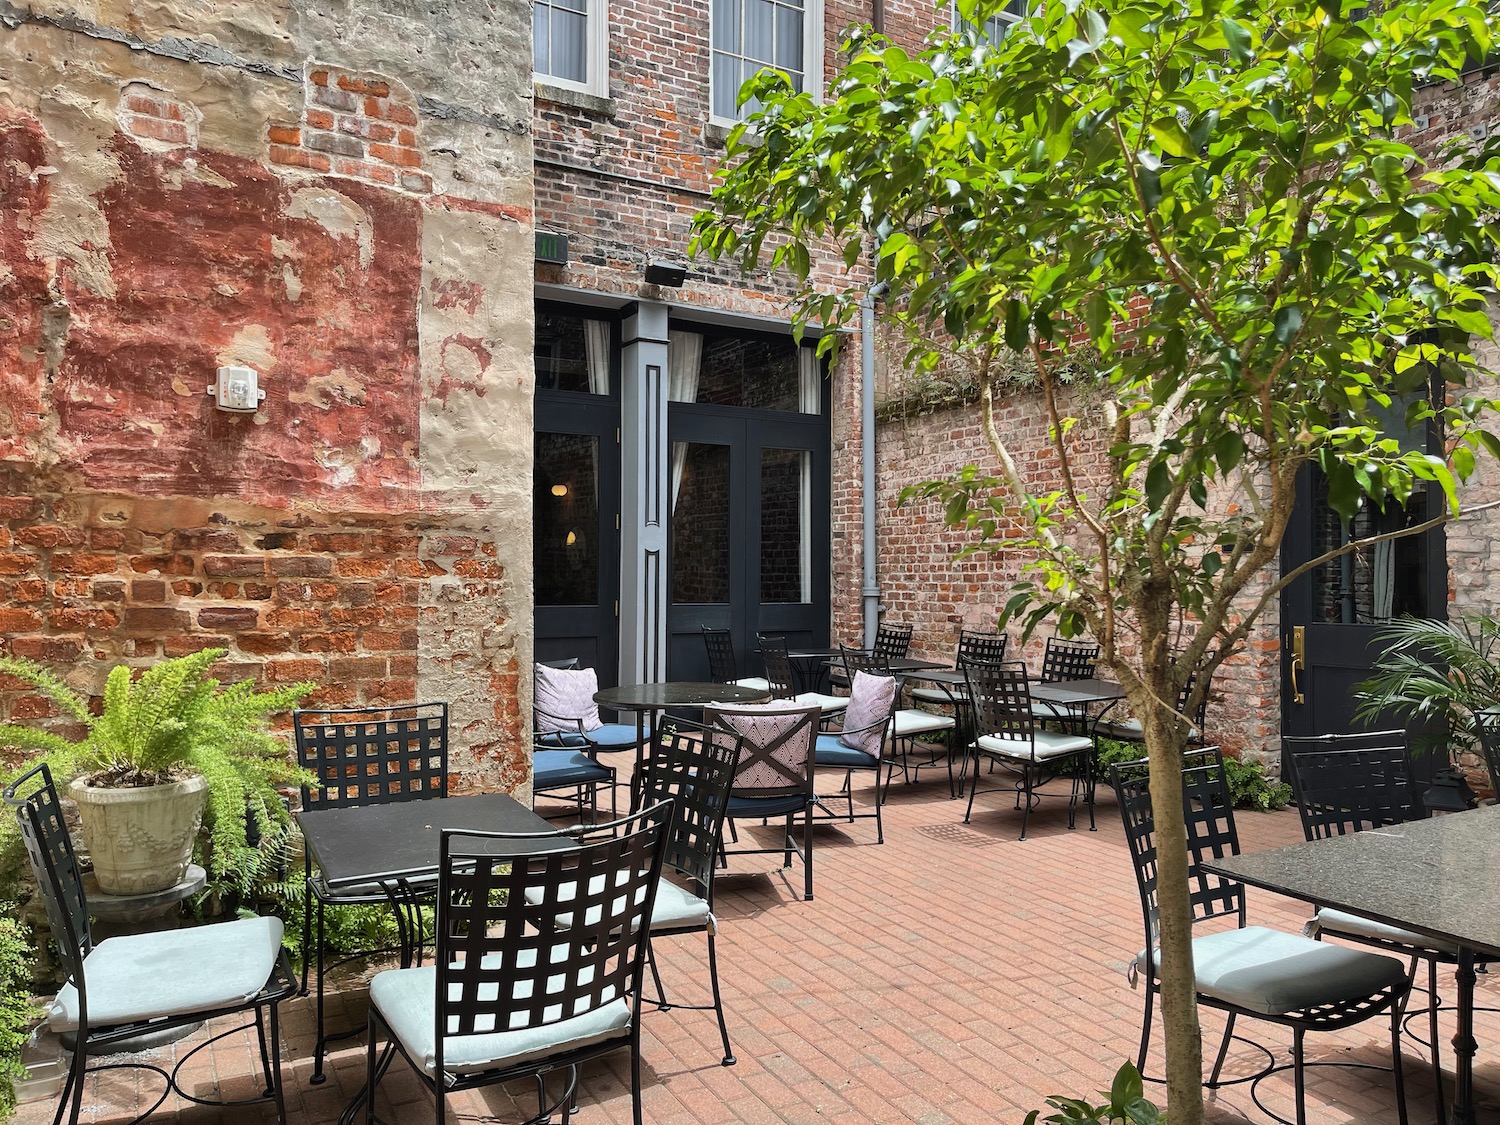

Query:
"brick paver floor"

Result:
[[17, 760, 1500, 1124]]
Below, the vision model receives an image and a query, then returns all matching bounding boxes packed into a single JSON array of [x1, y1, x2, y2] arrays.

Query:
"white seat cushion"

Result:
[[50, 915, 283, 1032], [893, 709, 956, 738], [1095, 717, 1200, 743], [369, 952, 630, 1078], [734, 677, 771, 692], [1133, 925, 1408, 1016], [976, 730, 1091, 761], [1311, 908, 1462, 956], [795, 691, 849, 714]]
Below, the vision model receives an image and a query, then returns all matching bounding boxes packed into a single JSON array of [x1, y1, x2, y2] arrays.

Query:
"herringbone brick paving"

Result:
[[19, 764, 1500, 1124]]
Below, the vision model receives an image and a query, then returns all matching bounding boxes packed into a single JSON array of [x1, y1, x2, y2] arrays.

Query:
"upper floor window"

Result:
[[535, 0, 607, 96], [956, 0, 1030, 43], [711, 0, 822, 121]]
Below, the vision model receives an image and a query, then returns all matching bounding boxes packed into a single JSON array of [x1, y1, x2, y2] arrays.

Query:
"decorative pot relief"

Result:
[[69, 775, 208, 895]]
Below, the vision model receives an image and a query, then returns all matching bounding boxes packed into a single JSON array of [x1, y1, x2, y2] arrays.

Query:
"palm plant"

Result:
[[0, 647, 316, 894], [1353, 615, 1500, 759]]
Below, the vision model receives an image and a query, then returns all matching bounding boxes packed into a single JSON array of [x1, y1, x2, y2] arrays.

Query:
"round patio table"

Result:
[[594, 681, 770, 791]]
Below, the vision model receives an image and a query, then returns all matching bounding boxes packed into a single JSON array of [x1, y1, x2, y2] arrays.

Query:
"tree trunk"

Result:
[[1142, 701, 1205, 1124]]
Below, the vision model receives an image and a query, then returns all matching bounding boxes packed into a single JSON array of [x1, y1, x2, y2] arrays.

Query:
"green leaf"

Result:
[[1221, 17, 1252, 64], [1149, 118, 1195, 159], [1273, 305, 1303, 345]]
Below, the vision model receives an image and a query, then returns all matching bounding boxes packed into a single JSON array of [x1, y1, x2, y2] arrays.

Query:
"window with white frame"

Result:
[[711, 0, 822, 122], [534, 0, 608, 95], [955, 0, 1031, 43]]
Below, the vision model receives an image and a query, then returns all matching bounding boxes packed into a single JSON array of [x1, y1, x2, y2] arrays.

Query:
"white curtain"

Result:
[[668, 330, 703, 513], [1372, 539, 1395, 620], [584, 319, 610, 395], [798, 346, 821, 414]]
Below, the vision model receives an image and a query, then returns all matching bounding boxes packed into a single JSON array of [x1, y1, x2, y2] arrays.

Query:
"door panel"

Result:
[[666, 404, 829, 682], [534, 397, 620, 689]]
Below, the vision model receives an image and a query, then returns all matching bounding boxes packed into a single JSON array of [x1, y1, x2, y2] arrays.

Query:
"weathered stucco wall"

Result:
[[0, 0, 537, 792]]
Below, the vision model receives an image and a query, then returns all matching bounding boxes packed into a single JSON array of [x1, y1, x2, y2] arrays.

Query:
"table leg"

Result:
[[1450, 947, 1478, 1125], [630, 710, 647, 811]]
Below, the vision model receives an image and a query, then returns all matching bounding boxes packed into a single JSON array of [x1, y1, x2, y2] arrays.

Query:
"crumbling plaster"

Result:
[[1, 0, 537, 783]]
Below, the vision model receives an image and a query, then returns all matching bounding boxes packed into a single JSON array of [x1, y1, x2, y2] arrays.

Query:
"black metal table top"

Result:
[[593, 681, 768, 710], [297, 792, 564, 892], [1029, 678, 1126, 706], [1203, 804, 1500, 959]]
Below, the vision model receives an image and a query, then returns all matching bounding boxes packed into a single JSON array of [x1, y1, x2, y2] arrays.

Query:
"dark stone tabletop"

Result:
[[593, 682, 768, 709]]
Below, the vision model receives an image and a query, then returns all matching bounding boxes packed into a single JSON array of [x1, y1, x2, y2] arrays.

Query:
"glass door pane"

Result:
[[535, 433, 600, 606], [670, 441, 731, 603], [760, 448, 809, 603]]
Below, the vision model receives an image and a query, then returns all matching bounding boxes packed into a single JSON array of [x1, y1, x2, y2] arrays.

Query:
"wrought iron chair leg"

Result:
[[55, 1047, 83, 1125], [1293, 1027, 1307, 1125], [646, 937, 670, 1010], [783, 814, 794, 870], [707, 930, 736, 1065], [268, 1000, 288, 1122], [874, 766, 885, 845], [364, 1008, 381, 1125], [1429, 958, 1446, 1125], [1084, 754, 1097, 831], [963, 754, 981, 823], [254, 1005, 275, 1096], [632, 1022, 646, 1125], [1391, 993, 1410, 1125], [803, 805, 814, 900], [1136, 985, 1155, 1074], [312, 895, 329, 1083], [1018, 766, 1034, 840], [1208, 1011, 1235, 1086]]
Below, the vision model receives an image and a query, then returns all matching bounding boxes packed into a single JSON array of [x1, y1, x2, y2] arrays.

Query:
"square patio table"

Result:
[[1203, 805, 1500, 1125]]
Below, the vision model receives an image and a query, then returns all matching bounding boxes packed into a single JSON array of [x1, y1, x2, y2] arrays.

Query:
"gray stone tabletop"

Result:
[[1206, 804, 1500, 958], [593, 681, 768, 709]]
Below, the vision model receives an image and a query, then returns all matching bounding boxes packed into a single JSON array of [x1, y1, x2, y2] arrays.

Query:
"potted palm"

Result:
[[0, 647, 315, 896]]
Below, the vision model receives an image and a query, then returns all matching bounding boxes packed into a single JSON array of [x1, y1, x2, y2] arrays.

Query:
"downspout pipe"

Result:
[[861, 283, 887, 648]]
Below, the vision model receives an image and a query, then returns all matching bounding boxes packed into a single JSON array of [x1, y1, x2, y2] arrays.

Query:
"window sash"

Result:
[[535, 0, 607, 96], [710, 0, 821, 122]]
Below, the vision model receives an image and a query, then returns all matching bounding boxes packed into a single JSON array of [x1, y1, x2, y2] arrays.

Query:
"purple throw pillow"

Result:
[[535, 665, 603, 734], [839, 671, 897, 756]]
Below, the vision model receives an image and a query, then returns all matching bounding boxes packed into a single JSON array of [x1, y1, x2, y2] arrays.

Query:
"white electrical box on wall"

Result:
[[207, 365, 266, 413]]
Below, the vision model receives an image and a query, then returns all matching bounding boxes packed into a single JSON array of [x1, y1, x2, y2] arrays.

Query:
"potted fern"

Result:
[[0, 648, 315, 896]]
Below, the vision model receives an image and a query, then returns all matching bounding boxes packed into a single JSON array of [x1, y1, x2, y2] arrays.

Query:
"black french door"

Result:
[[665, 404, 830, 682]]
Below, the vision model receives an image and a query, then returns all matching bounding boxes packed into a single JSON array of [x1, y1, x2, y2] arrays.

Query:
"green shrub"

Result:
[[1025, 1062, 1163, 1124], [0, 906, 38, 1117], [1096, 739, 1290, 811]]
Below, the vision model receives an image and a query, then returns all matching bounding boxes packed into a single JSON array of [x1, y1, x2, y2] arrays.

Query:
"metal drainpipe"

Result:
[[861, 285, 885, 648]]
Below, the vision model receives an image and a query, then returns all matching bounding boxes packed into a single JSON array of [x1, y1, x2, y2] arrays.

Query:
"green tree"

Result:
[[692, 0, 1500, 1119]]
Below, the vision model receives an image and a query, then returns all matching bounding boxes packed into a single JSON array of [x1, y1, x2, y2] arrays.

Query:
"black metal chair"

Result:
[[702, 626, 770, 692], [963, 661, 1094, 838], [1472, 707, 1500, 803], [1094, 658, 1213, 746], [6, 763, 295, 1125], [707, 701, 822, 901], [1285, 732, 1469, 1123], [363, 802, 672, 1125], [841, 644, 956, 792], [1112, 748, 1411, 1125], [293, 700, 448, 1083], [910, 628, 1007, 706], [534, 660, 644, 753], [1031, 635, 1100, 724], [533, 741, 618, 821], [813, 666, 900, 842], [760, 632, 848, 720], [633, 720, 743, 1064], [873, 621, 914, 662]]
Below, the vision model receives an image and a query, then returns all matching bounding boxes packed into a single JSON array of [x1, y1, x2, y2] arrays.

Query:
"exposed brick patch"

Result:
[[268, 64, 429, 195], [116, 82, 198, 150]]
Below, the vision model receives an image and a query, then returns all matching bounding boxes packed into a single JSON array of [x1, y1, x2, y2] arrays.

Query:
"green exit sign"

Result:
[[535, 231, 570, 265]]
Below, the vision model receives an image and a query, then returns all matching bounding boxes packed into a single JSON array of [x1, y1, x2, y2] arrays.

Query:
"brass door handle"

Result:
[[1289, 625, 1306, 705]]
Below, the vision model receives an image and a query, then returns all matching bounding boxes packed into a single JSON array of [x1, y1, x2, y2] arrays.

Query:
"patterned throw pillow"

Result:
[[708, 701, 819, 790], [534, 664, 603, 734], [839, 671, 898, 756]]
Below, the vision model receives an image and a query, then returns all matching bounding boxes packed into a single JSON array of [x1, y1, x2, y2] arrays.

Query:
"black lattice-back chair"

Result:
[[1113, 749, 1411, 1125], [1033, 635, 1101, 724], [813, 667, 901, 841], [6, 764, 295, 1125], [1095, 656, 1214, 747], [1472, 708, 1500, 803], [633, 719, 743, 1064], [1284, 732, 1460, 1122], [702, 626, 769, 692], [707, 701, 822, 901], [759, 633, 848, 720], [964, 661, 1093, 838], [840, 643, 890, 678], [294, 701, 449, 1082], [364, 802, 672, 1125], [873, 621, 914, 662]]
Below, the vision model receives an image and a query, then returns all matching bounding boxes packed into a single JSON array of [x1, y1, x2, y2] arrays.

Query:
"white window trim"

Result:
[[708, 0, 825, 128], [534, 0, 609, 99], [952, 0, 1030, 42]]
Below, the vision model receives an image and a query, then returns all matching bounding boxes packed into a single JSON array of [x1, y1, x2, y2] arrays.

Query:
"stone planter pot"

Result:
[[69, 774, 207, 895]]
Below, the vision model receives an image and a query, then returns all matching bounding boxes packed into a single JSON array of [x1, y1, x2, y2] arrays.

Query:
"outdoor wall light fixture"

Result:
[[551, 484, 569, 497], [644, 259, 688, 287], [565, 530, 578, 546]]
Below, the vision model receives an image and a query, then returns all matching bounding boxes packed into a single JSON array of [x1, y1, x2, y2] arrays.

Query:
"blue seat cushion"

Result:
[[814, 734, 877, 769], [534, 750, 611, 788], [726, 793, 813, 819], [584, 723, 643, 750], [369, 952, 630, 1078], [50, 915, 283, 1032]]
